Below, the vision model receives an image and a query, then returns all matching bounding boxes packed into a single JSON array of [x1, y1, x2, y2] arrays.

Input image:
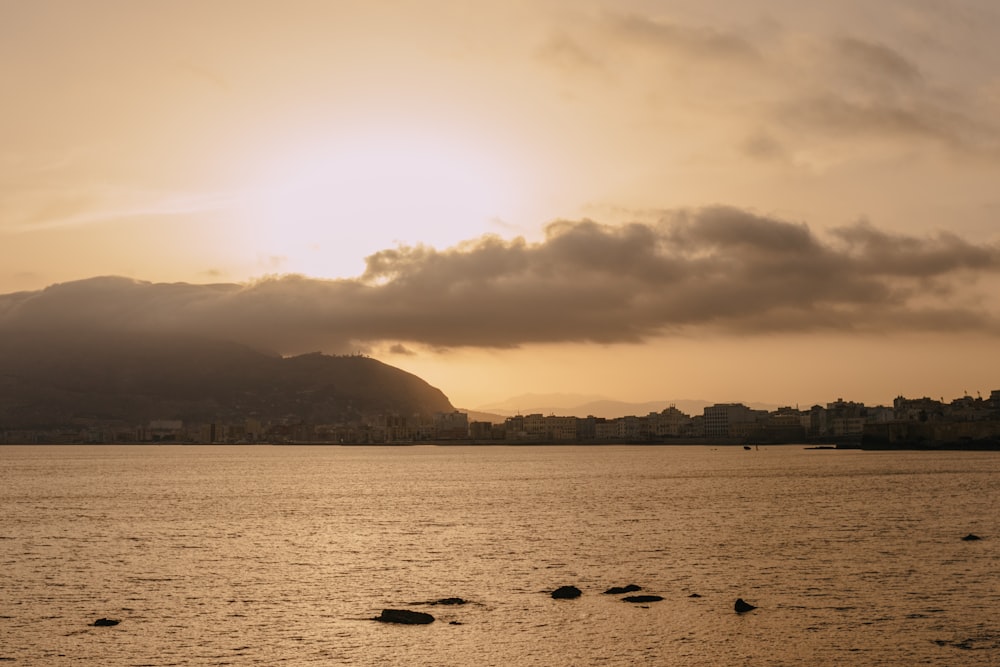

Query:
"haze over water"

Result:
[[2, 444, 998, 666]]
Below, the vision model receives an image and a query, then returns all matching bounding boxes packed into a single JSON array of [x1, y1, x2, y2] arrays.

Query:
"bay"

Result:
[[1, 444, 998, 665]]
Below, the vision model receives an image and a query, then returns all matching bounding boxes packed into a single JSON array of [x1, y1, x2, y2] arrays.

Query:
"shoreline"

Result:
[[3, 440, 998, 450]]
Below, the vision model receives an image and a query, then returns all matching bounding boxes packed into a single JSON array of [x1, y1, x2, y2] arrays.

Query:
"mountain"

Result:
[[476, 393, 778, 419], [0, 331, 454, 429], [476, 399, 694, 419], [476, 393, 611, 412], [476, 393, 701, 418], [460, 408, 508, 425]]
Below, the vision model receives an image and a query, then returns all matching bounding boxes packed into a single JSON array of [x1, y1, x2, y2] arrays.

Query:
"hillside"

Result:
[[0, 331, 454, 428]]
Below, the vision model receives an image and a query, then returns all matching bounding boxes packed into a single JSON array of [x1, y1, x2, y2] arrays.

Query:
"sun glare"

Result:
[[244, 129, 521, 277]]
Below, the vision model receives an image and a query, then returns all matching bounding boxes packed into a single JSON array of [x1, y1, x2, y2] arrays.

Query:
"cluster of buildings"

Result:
[[4, 390, 999, 447], [468, 391, 1000, 447]]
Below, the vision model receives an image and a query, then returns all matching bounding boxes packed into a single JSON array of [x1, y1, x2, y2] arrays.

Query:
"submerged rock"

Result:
[[375, 609, 435, 625], [410, 597, 469, 606], [92, 618, 120, 627], [734, 598, 756, 613], [430, 597, 468, 606], [603, 584, 642, 595], [961, 533, 982, 541], [551, 585, 582, 599], [622, 595, 664, 603]]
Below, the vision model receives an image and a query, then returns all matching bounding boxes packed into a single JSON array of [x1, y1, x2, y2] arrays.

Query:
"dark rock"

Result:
[[734, 598, 756, 613], [92, 618, 120, 627], [603, 584, 642, 595], [622, 595, 664, 603], [375, 609, 435, 625], [409, 597, 469, 606], [551, 585, 582, 599], [688, 593, 702, 598], [961, 533, 982, 541]]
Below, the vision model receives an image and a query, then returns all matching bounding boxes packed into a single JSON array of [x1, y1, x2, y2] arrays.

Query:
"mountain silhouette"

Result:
[[0, 331, 454, 429]]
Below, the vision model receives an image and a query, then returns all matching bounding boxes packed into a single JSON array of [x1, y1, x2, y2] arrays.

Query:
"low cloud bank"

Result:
[[2, 207, 998, 354]]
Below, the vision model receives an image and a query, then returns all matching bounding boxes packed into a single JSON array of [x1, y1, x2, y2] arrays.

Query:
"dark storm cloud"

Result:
[[1, 208, 999, 353]]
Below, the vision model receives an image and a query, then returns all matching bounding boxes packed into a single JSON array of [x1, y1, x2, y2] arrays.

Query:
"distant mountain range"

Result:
[[473, 392, 780, 420], [0, 331, 454, 429]]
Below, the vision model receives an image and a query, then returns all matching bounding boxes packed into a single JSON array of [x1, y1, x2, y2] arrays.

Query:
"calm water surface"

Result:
[[1, 445, 998, 666]]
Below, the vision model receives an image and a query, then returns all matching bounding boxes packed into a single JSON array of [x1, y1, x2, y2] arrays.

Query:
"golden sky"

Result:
[[2, 0, 1000, 409]]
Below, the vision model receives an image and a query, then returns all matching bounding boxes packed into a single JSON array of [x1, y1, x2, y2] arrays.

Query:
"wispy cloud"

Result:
[[833, 37, 922, 87], [2, 209, 998, 354], [537, 10, 1000, 163], [2, 187, 241, 234], [535, 32, 605, 73], [604, 12, 759, 61]]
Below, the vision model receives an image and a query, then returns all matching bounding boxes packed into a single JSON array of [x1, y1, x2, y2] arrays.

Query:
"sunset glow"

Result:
[[244, 127, 525, 277], [3, 0, 1000, 409]]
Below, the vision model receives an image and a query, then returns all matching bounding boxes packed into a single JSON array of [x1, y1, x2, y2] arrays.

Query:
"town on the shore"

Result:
[[4, 389, 1000, 449]]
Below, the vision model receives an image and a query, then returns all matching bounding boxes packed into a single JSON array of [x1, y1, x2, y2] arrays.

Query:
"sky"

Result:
[[2, 0, 1000, 410]]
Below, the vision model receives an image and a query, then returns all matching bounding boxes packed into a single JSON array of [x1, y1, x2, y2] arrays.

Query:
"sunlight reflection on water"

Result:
[[1, 445, 998, 665]]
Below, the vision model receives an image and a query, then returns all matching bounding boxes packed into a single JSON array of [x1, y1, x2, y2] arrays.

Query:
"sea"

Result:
[[1, 444, 997, 666]]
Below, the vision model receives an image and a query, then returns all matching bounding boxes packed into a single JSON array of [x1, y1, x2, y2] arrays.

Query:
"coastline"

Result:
[[4, 439, 998, 450]]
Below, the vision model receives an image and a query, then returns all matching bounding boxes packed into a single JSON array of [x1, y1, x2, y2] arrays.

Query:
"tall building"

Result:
[[703, 403, 759, 438]]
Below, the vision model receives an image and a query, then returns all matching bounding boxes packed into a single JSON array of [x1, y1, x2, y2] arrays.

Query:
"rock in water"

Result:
[[734, 598, 756, 613], [603, 584, 642, 595], [551, 585, 582, 599], [622, 595, 664, 603], [961, 533, 982, 541], [431, 597, 467, 605], [408, 597, 469, 606], [92, 618, 120, 627], [375, 609, 435, 625]]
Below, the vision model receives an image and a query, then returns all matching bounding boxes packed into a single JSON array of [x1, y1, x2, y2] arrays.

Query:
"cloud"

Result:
[[833, 37, 922, 87], [741, 130, 787, 160], [1, 208, 998, 353], [605, 12, 758, 61], [535, 32, 605, 73], [542, 9, 1000, 163], [770, 33, 1000, 159], [2, 187, 240, 234], [778, 93, 994, 155]]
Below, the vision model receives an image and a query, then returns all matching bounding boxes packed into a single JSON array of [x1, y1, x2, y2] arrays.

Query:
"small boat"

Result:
[[743, 445, 752, 450]]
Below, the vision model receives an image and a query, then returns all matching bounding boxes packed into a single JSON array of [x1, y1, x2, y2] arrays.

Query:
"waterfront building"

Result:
[[703, 403, 758, 438]]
